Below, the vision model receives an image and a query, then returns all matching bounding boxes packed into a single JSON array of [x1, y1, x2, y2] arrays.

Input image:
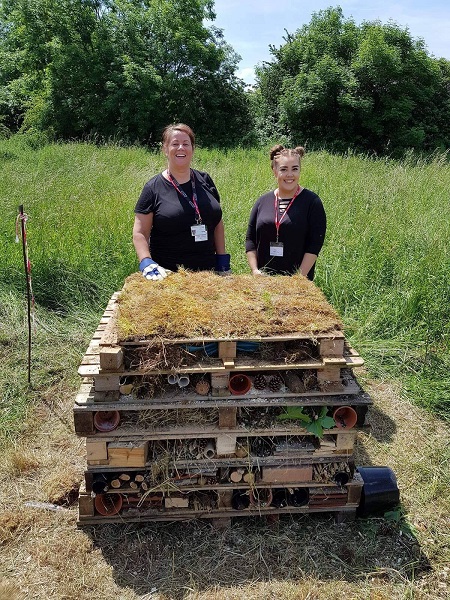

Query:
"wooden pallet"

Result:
[[78, 294, 364, 394], [77, 474, 363, 525], [84, 432, 357, 468], [75, 291, 370, 526]]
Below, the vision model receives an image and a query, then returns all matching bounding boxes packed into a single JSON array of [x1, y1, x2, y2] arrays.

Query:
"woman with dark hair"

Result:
[[133, 123, 230, 280], [246, 144, 326, 280]]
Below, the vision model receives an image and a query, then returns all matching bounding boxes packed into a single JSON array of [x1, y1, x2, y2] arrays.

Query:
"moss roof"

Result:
[[116, 271, 343, 342]]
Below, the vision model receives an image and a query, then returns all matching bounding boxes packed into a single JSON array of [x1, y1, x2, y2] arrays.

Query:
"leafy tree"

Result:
[[0, 0, 251, 145], [254, 6, 450, 154]]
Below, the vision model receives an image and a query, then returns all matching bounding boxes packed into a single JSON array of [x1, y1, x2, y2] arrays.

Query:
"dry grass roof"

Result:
[[116, 271, 343, 342]]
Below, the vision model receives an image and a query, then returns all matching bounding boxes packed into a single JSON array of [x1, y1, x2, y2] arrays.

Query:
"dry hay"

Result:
[[116, 271, 342, 341], [121, 407, 218, 429]]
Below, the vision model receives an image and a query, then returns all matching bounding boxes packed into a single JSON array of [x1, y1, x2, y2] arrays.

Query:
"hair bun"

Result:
[[269, 144, 285, 160], [294, 146, 306, 158]]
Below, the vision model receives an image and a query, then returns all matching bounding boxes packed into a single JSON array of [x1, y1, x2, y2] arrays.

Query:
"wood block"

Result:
[[218, 407, 237, 428], [107, 441, 148, 467], [261, 465, 313, 483], [78, 490, 95, 517], [335, 432, 357, 451], [216, 435, 237, 456], [99, 347, 124, 372], [73, 411, 95, 435], [86, 440, 108, 461], [222, 358, 235, 368], [319, 337, 345, 358], [211, 517, 231, 530], [94, 375, 121, 392], [217, 490, 233, 508], [211, 372, 229, 396], [218, 341, 237, 359], [346, 473, 364, 505], [317, 366, 341, 384], [165, 496, 189, 508]]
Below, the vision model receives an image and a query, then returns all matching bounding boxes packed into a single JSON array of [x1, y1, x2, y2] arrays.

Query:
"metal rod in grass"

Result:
[[15, 205, 34, 384]]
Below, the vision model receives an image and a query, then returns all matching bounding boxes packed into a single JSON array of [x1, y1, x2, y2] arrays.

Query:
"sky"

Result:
[[207, 0, 450, 85]]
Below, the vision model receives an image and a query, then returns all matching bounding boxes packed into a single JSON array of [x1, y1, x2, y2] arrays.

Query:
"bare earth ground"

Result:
[[0, 372, 449, 600]]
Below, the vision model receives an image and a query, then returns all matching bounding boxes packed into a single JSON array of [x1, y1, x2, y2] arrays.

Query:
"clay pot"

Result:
[[228, 373, 252, 395], [249, 488, 273, 508], [94, 493, 123, 516], [333, 406, 358, 429], [93, 410, 120, 432]]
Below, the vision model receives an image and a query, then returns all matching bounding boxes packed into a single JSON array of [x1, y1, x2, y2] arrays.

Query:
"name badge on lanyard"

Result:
[[270, 241, 284, 256], [168, 170, 208, 242], [191, 224, 208, 242], [273, 186, 301, 252]]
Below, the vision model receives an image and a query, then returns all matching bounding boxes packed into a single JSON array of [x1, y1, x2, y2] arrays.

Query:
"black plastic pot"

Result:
[[357, 466, 400, 517], [271, 489, 289, 508], [232, 490, 250, 510], [288, 487, 309, 507]]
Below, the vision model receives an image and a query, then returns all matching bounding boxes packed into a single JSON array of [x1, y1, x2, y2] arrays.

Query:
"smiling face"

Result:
[[273, 155, 300, 197], [164, 129, 194, 173]]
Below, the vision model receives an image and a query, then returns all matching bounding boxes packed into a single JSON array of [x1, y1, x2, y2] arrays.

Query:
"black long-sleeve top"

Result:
[[245, 188, 326, 280]]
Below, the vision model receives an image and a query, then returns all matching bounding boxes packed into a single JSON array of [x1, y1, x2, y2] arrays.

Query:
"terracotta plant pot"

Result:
[[333, 406, 358, 429], [94, 493, 123, 516], [93, 410, 120, 432], [228, 373, 252, 395], [249, 488, 273, 508]]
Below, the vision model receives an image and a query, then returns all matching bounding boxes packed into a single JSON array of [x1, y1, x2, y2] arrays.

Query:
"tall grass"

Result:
[[1, 137, 449, 435]]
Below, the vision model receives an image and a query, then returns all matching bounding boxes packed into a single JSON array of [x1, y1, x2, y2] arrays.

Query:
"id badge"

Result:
[[270, 241, 284, 257], [191, 224, 208, 242]]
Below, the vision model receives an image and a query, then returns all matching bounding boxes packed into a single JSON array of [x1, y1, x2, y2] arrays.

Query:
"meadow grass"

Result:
[[0, 138, 449, 599], [1, 137, 449, 438]]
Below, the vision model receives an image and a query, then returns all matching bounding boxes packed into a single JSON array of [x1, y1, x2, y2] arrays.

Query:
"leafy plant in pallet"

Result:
[[277, 406, 335, 438]]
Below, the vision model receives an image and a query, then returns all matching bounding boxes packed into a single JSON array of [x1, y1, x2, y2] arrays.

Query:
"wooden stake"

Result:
[[18, 205, 32, 384]]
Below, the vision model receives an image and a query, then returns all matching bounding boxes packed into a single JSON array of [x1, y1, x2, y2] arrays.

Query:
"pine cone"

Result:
[[253, 373, 267, 390], [268, 373, 282, 391]]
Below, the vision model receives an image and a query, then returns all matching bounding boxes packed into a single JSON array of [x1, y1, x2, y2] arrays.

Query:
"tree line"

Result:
[[1, 2, 449, 154]]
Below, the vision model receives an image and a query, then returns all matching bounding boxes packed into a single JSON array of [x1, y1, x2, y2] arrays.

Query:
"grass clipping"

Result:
[[117, 271, 342, 342]]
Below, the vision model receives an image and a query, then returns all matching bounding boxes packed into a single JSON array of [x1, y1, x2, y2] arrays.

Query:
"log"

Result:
[[230, 470, 243, 483]]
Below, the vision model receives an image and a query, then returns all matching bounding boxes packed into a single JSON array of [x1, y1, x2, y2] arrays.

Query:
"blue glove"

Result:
[[139, 257, 168, 281], [215, 253, 231, 275]]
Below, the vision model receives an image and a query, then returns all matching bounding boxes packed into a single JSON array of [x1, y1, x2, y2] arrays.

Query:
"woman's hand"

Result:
[[139, 258, 168, 281]]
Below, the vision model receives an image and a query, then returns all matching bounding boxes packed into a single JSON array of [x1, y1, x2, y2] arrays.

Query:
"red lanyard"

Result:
[[274, 186, 301, 241], [167, 170, 202, 224]]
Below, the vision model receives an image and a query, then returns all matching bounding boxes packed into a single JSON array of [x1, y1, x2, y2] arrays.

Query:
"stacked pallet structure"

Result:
[[75, 279, 372, 526]]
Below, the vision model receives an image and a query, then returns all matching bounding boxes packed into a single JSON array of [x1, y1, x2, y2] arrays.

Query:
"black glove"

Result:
[[215, 253, 231, 275]]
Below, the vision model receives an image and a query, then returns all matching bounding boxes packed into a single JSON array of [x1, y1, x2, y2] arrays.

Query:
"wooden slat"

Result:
[[77, 354, 363, 378], [78, 503, 358, 525]]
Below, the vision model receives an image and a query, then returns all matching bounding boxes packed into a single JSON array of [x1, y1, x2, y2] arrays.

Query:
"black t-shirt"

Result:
[[134, 170, 222, 271], [245, 188, 326, 279]]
